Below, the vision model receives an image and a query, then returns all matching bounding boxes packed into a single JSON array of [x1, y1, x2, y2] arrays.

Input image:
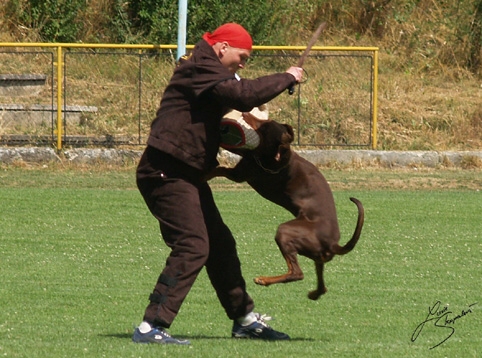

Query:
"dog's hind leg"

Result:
[[254, 252, 304, 286], [254, 220, 307, 286], [307, 259, 327, 300]]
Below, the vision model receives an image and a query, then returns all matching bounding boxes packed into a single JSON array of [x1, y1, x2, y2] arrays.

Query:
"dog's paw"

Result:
[[254, 277, 270, 286], [308, 288, 327, 300]]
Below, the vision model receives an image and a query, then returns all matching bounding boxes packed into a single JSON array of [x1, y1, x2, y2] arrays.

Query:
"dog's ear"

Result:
[[282, 124, 295, 143], [275, 125, 293, 161]]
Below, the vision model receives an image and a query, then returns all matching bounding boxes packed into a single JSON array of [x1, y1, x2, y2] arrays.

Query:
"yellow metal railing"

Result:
[[0, 43, 378, 150]]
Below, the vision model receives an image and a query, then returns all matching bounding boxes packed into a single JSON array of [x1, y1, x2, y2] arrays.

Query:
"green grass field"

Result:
[[0, 167, 480, 357]]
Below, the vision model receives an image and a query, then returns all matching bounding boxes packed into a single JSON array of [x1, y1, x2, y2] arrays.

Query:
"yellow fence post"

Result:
[[372, 49, 379, 150], [56, 46, 63, 151]]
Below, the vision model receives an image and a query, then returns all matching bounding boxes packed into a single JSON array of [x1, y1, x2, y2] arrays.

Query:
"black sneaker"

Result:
[[132, 327, 190, 345], [232, 313, 290, 340]]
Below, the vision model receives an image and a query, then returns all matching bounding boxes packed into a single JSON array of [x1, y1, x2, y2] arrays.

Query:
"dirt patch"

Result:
[[1, 148, 480, 191]]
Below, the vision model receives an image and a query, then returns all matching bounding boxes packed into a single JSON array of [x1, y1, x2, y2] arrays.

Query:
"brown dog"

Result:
[[209, 120, 364, 300]]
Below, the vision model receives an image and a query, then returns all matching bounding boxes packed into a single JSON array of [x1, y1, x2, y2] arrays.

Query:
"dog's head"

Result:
[[254, 120, 294, 165]]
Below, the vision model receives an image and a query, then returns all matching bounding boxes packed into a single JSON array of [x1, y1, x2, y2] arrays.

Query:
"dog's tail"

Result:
[[331, 197, 364, 255]]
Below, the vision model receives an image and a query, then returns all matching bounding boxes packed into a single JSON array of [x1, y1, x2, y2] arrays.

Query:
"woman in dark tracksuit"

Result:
[[133, 23, 303, 345]]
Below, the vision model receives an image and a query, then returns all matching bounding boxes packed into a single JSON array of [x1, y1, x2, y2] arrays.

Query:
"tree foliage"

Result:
[[6, 0, 86, 42], [2, 0, 481, 75]]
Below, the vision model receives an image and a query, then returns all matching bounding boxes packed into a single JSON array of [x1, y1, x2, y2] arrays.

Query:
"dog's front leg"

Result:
[[204, 164, 248, 183], [204, 166, 232, 181]]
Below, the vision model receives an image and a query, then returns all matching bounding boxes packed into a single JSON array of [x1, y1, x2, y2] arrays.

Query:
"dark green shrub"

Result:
[[19, 0, 86, 42]]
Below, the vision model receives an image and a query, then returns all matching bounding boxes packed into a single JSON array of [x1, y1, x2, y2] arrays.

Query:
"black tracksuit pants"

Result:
[[136, 146, 254, 328]]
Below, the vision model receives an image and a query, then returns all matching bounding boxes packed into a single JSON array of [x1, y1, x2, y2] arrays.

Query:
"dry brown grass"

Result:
[[376, 67, 482, 150]]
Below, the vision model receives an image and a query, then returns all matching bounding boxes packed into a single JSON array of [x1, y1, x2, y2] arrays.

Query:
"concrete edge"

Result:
[[0, 147, 481, 168], [297, 149, 482, 168]]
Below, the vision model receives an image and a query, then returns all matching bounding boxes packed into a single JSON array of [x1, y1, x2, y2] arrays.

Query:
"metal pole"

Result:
[[372, 49, 379, 150], [177, 0, 187, 60], [56, 46, 63, 151]]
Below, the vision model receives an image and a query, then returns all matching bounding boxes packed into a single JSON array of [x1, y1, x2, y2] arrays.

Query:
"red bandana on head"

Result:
[[202, 23, 253, 50]]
